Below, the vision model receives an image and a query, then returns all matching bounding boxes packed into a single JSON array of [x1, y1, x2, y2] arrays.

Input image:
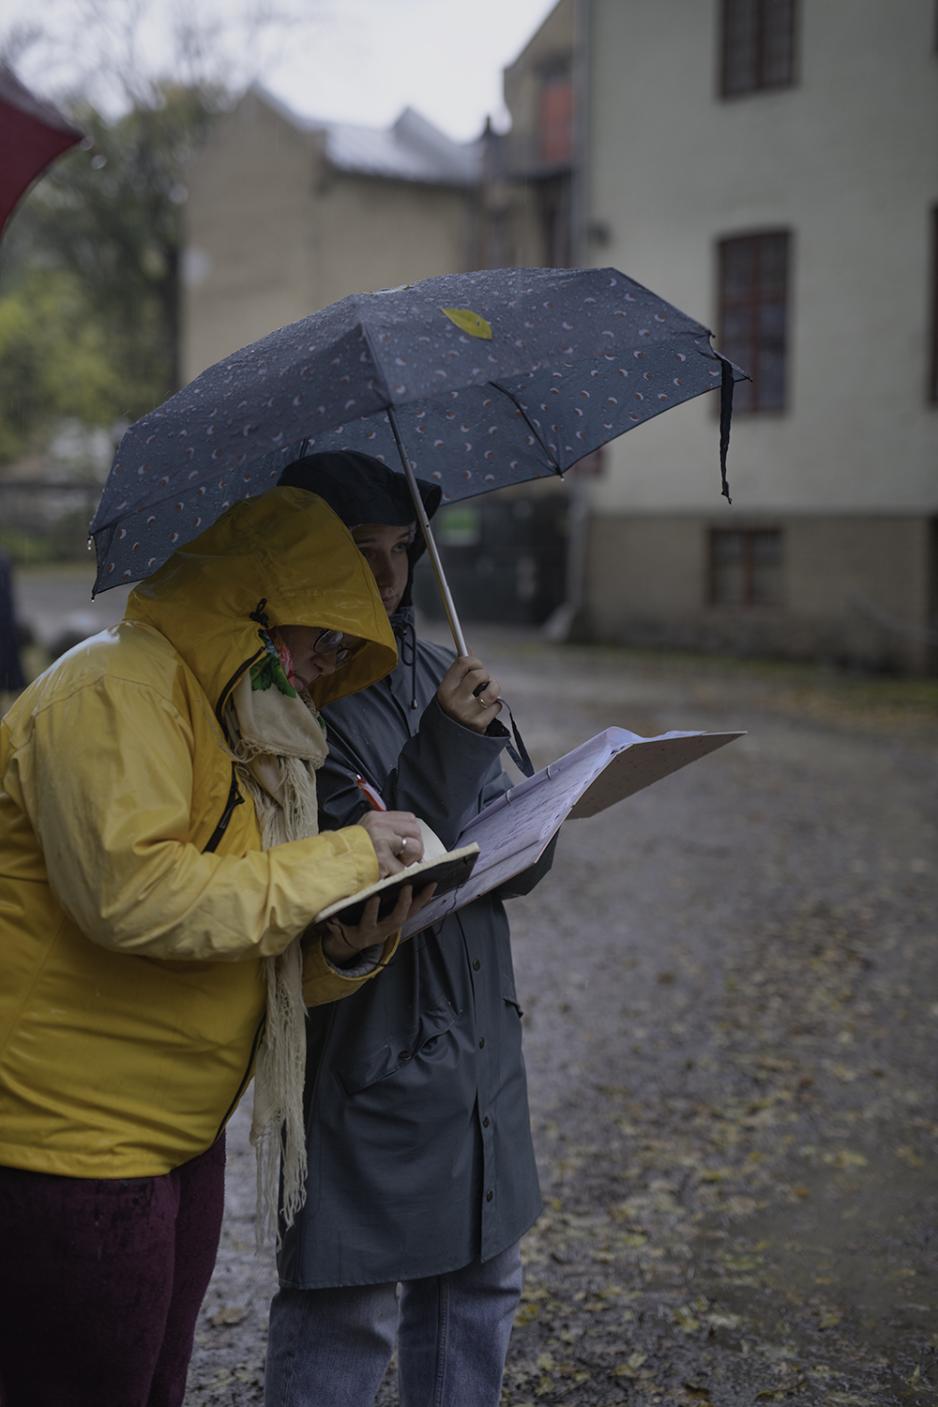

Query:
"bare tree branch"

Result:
[[0, 0, 332, 112]]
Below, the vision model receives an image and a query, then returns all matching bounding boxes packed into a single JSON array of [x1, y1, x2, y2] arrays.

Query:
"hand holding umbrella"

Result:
[[435, 654, 503, 733]]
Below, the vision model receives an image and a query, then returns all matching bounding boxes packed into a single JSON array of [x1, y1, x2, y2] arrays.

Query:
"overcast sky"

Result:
[[0, 0, 559, 139]]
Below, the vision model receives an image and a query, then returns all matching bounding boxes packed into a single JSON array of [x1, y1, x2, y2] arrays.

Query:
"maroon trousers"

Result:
[[0, 1137, 225, 1407]]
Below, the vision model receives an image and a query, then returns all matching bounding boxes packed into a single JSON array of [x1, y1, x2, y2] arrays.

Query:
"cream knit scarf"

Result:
[[224, 636, 328, 1249]]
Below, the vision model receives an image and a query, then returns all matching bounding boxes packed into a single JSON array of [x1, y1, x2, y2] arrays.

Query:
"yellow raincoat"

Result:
[[0, 488, 399, 1178]]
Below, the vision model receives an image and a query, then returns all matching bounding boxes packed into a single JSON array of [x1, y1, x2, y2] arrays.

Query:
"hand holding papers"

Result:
[[402, 727, 743, 938]]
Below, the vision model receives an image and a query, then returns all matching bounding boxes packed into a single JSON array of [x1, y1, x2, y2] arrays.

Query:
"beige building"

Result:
[[181, 1, 937, 669], [575, 0, 938, 671], [179, 34, 579, 625], [181, 89, 483, 380], [181, 11, 578, 383]]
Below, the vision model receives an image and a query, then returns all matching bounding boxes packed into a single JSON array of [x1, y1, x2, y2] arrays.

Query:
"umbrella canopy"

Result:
[[0, 63, 83, 237], [91, 266, 745, 595]]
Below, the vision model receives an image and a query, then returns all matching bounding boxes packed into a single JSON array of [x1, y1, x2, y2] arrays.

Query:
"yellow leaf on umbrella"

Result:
[[441, 306, 493, 339]]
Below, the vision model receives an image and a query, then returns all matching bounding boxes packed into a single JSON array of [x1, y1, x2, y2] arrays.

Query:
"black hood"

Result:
[[278, 451, 442, 612]]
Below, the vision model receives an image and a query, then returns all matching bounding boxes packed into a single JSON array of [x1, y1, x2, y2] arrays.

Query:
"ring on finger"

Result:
[[477, 693, 487, 707], [398, 836, 409, 857]]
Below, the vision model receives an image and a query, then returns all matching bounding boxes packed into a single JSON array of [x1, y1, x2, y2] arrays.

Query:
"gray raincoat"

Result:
[[276, 455, 551, 1289]]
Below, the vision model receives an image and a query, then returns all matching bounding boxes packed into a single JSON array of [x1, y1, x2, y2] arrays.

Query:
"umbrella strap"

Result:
[[504, 706, 535, 778], [718, 356, 734, 505]]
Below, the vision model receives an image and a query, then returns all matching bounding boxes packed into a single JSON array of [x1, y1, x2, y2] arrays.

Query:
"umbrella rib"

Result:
[[488, 381, 564, 476], [357, 318, 392, 406]]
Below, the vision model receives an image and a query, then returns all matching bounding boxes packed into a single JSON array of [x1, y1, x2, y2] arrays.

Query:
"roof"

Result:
[[253, 86, 480, 187]]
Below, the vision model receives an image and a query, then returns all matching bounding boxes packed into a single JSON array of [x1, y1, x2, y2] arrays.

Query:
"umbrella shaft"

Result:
[[388, 409, 469, 657]]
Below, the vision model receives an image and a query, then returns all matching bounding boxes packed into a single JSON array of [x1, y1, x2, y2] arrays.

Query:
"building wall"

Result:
[[503, 0, 574, 162], [579, 0, 938, 670], [583, 0, 938, 515], [181, 90, 323, 381], [501, 0, 575, 267], [587, 513, 936, 671], [181, 94, 473, 381], [314, 171, 472, 309]]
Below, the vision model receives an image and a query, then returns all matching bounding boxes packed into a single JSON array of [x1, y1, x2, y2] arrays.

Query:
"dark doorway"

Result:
[[413, 491, 568, 627]]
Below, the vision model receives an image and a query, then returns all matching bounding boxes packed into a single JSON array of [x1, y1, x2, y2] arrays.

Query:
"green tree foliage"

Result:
[[4, 81, 222, 426], [0, 4, 324, 468], [0, 268, 122, 464]]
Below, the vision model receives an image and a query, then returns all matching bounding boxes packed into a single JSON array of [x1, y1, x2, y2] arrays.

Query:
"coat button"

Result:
[[482, 1116, 490, 1128], [486, 1190, 494, 1202], [478, 1037, 486, 1049], [472, 959, 481, 971], [398, 1049, 412, 1062]]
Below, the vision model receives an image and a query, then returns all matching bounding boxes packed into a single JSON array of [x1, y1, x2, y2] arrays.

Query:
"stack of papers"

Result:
[[402, 727, 743, 938]]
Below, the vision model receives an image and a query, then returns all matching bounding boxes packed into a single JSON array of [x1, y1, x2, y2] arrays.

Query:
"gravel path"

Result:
[[172, 630, 938, 1407]]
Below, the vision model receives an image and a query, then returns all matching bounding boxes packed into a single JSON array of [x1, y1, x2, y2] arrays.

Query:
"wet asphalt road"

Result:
[[173, 626, 937, 1407]]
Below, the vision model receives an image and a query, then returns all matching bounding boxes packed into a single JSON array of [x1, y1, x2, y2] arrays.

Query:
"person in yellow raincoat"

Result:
[[0, 487, 430, 1407]]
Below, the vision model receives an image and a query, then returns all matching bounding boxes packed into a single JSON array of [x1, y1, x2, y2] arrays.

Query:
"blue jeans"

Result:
[[265, 1241, 523, 1407]]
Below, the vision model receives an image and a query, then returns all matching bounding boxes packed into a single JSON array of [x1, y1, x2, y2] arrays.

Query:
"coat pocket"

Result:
[[337, 1005, 458, 1096]]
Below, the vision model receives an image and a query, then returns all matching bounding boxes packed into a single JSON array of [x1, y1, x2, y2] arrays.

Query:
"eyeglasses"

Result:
[[311, 628, 363, 666]]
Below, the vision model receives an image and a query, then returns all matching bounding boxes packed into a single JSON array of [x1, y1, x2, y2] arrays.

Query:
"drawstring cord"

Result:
[[505, 708, 535, 778], [394, 615, 419, 709], [393, 609, 532, 772], [718, 356, 735, 505]]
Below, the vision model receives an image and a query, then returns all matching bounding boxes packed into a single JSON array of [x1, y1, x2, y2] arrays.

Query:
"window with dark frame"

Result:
[[537, 62, 573, 166], [720, 0, 798, 98], [718, 231, 791, 413], [709, 528, 784, 607]]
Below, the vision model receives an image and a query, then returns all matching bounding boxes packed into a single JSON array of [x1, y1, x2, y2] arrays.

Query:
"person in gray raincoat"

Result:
[[265, 451, 555, 1407]]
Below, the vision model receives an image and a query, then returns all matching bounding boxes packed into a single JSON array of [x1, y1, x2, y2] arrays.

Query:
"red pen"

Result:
[[355, 774, 387, 812]]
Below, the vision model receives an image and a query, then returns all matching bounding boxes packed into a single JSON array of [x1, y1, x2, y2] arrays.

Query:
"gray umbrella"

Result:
[[91, 266, 745, 648]]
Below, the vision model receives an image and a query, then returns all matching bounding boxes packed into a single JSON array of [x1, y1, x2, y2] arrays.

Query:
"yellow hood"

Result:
[[125, 487, 397, 711]]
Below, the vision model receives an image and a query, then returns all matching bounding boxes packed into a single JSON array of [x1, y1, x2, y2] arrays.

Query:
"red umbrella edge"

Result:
[[0, 62, 83, 237]]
